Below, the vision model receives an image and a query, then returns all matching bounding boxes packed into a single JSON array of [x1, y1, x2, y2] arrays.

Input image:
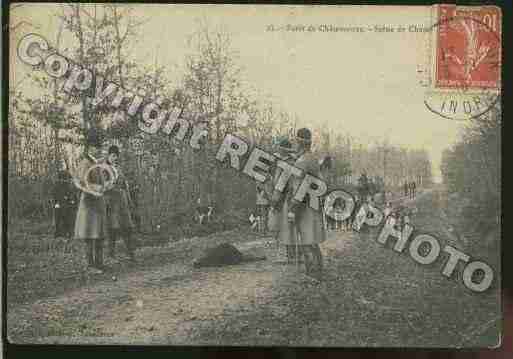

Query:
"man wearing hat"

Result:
[[288, 128, 326, 279], [72, 128, 109, 274], [270, 136, 298, 263], [104, 145, 137, 263], [53, 169, 78, 239]]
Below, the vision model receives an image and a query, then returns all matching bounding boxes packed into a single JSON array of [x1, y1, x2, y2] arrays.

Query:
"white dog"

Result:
[[195, 198, 214, 225]]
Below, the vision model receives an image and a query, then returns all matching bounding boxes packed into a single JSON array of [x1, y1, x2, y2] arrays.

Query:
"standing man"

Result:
[[288, 128, 326, 279], [53, 169, 78, 238], [128, 173, 141, 232], [270, 136, 297, 263], [72, 129, 108, 274], [350, 194, 361, 232], [104, 145, 137, 263], [404, 181, 409, 198]]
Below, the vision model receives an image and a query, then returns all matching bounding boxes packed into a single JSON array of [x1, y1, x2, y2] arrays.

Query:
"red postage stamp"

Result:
[[435, 5, 501, 89]]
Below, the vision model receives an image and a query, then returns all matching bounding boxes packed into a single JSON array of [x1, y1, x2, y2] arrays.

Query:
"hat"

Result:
[[108, 145, 120, 156], [296, 128, 312, 142]]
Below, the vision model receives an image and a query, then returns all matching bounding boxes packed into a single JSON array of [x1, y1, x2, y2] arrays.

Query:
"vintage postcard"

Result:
[[6, 3, 501, 347]]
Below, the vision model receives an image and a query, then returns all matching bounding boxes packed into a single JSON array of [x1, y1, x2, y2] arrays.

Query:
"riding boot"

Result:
[[94, 239, 104, 268], [124, 232, 136, 261], [286, 245, 293, 263], [109, 230, 118, 258], [85, 239, 94, 267], [303, 246, 314, 275], [312, 244, 324, 275]]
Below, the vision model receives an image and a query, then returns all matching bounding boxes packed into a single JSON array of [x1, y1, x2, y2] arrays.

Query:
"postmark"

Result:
[[424, 5, 501, 121]]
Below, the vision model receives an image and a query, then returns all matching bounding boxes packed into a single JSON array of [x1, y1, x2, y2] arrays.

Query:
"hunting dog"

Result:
[[195, 199, 214, 225], [249, 213, 262, 231]]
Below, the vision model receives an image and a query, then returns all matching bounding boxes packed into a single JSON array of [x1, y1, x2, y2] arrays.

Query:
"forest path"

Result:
[[7, 188, 500, 347]]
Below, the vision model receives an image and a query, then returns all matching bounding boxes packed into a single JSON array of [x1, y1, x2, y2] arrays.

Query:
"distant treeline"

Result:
[[8, 4, 433, 229]]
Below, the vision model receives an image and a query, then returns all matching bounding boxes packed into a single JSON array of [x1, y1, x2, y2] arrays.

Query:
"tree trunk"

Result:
[[73, 4, 89, 139]]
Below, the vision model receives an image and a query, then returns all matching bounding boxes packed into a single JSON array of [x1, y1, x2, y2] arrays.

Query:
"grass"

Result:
[[189, 189, 501, 347], [6, 187, 501, 346], [6, 216, 260, 311]]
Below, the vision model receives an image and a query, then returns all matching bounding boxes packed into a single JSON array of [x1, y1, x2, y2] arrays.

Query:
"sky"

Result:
[[10, 4, 467, 182]]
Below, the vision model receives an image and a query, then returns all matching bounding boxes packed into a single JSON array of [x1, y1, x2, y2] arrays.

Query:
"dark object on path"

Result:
[[193, 243, 266, 268]]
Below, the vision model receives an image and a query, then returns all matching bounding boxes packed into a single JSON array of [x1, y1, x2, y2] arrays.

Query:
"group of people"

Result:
[[65, 129, 140, 274], [55, 123, 422, 280], [404, 181, 417, 200], [357, 173, 384, 200], [67, 126, 329, 280], [253, 129, 395, 280], [259, 128, 327, 280]]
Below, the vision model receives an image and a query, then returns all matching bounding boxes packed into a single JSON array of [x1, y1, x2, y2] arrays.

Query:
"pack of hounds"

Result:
[[248, 195, 417, 237], [155, 198, 215, 235]]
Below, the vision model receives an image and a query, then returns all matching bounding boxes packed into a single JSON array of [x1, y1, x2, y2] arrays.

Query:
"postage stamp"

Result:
[[6, 3, 502, 349], [423, 5, 501, 121], [434, 5, 501, 90]]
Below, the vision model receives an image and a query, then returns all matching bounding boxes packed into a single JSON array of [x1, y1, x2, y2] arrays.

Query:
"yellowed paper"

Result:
[[7, 4, 501, 347]]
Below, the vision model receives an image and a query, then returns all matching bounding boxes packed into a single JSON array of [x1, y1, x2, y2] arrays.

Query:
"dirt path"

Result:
[[7, 188, 500, 347], [8, 233, 340, 345]]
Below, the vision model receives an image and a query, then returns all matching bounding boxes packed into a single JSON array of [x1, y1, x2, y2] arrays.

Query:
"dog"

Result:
[[196, 205, 214, 225], [249, 213, 260, 229], [249, 212, 267, 233], [195, 198, 214, 225], [155, 210, 194, 243]]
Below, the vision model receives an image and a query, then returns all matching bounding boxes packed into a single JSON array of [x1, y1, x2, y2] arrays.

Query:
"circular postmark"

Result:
[[424, 6, 501, 121], [424, 87, 499, 121]]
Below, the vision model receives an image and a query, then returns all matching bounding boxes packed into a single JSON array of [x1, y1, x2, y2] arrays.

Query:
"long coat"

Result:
[[290, 151, 326, 245], [104, 165, 135, 232], [53, 172, 78, 236], [270, 155, 297, 245], [73, 155, 108, 240]]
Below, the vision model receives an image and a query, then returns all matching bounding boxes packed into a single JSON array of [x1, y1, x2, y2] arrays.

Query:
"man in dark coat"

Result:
[[104, 145, 137, 262], [128, 179, 141, 231], [358, 173, 369, 199], [53, 169, 78, 238], [410, 181, 416, 199]]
